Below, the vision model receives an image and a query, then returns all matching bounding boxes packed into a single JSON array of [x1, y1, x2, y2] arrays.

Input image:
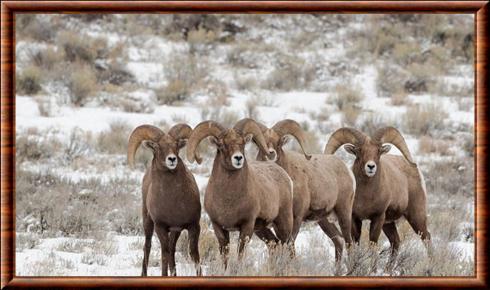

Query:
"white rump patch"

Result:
[[417, 167, 427, 197]]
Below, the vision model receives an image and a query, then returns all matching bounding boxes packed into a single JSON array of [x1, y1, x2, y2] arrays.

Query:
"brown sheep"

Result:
[[186, 119, 293, 268], [324, 127, 431, 257], [251, 119, 355, 261], [127, 124, 201, 276]]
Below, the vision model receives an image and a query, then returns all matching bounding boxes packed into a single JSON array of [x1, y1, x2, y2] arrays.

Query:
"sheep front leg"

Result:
[[141, 215, 154, 276], [168, 231, 181, 276], [212, 221, 230, 269], [188, 223, 202, 276], [318, 219, 343, 263], [369, 213, 385, 245], [351, 216, 362, 244], [238, 220, 255, 260], [154, 224, 170, 276]]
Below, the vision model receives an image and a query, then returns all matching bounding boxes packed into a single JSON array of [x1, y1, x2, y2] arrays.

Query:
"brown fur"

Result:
[[187, 121, 293, 267], [257, 127, 355, 261], [129, 126, 201, 276]]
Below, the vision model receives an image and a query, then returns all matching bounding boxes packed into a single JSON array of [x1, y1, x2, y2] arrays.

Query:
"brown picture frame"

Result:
[[1, 1, 488, 288]]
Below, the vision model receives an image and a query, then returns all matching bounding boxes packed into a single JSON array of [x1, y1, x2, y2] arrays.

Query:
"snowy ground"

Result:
[[15, 14, 474, 276]]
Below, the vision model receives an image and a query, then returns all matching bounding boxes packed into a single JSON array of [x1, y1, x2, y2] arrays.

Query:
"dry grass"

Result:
[[156, 53, 209, 105], [403, 103, 448, 136], [16, 65, 43, 95], [67, 64, 97, 106], [331, 83, 365, 110], [96, 121, 131, 155], [418, 136, 451, 156]]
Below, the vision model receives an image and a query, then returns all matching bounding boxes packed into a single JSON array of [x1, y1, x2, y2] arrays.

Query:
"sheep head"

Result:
[[254, 119, 312, 162], [187, 119, 272, 171], [325, 127, 415, 178], [127, 123, 192, 171]]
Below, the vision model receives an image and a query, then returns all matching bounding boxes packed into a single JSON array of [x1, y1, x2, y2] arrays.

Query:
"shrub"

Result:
[[390, 90, 411, 106], [341, 105, 361, 127], [155, 80, 190, 105], [417, 136, 450, 155], [58, 31, 96, 63], [403, 103, 448, 136], [16, 134, 62, 162], [17, 14, 55, 42], [16, 65, 42, 95], [58, 31, 107, 63], [96, 121, 131, 155], [261, 54, 316, 91], [404, 63, 438, 94], [97, 62, 135, 86], [31, 47, 64, 70], [376, 64, 408, 98], [331, 83, 365, 110], [16, 233, 40, 251], [67, 65, 97, 106], [156, 54, 209, 105]]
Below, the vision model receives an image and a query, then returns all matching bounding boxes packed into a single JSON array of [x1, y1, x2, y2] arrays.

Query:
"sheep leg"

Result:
[[382, 222, 400, 257], [188, 223, 202, 276], [255, 228, 279, 249], [238, 220, 255, 259], [272, 209, 294, 257], [318, 218, 344, 262], [154, 224, 170, 276], [141, 215, 154, 277], [211, 221, 230, 269], [168, 231, 181, 276], [406, 214, 432, 256], [369, 213, 385, 244], [335, 206, 353, 247], [351, 217, 362, 244]]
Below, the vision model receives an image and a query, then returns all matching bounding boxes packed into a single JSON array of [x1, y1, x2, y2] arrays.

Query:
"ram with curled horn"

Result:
[[252, 119, 356, 263], [186, 118, 294, 267], [325, 126, 431, 258], [127, 123, 201, 276]]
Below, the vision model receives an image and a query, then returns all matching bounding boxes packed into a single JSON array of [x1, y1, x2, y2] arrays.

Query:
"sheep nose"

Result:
[[367, 164, 375, 170], [168, 156, 176, 162], [268, 150, 276, 159], [234, 155, 243, 162]]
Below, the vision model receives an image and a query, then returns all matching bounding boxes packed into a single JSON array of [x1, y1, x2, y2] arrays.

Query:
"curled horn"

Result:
[[127, 125, 164, 167], [168, 123, 192, 141], [372, 127, 416, 165], [186, 121, 225, 164], [272, 119, 312, 160], [234, 118, 273, 160], [324, 127, 366, 155]]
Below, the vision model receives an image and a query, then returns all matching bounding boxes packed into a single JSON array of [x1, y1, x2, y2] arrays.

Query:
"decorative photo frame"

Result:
[[1, 1, 488, 288]]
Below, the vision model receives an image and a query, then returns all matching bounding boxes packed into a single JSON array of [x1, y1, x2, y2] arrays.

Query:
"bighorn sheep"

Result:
[[252, 119, 355, 261], [324, 127, 431, 256], [127, 124, 201, 276], [186, 119, 293, 267]]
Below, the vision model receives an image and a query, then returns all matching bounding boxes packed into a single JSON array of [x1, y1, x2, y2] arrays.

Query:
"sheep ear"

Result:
[[380, 144, 391, 155], [177, 139, 187, 149], [244, 134, 253, 144], [344, 144, 357, 155], [143, 140, 159, 152], [279, 135, 291, 147]]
